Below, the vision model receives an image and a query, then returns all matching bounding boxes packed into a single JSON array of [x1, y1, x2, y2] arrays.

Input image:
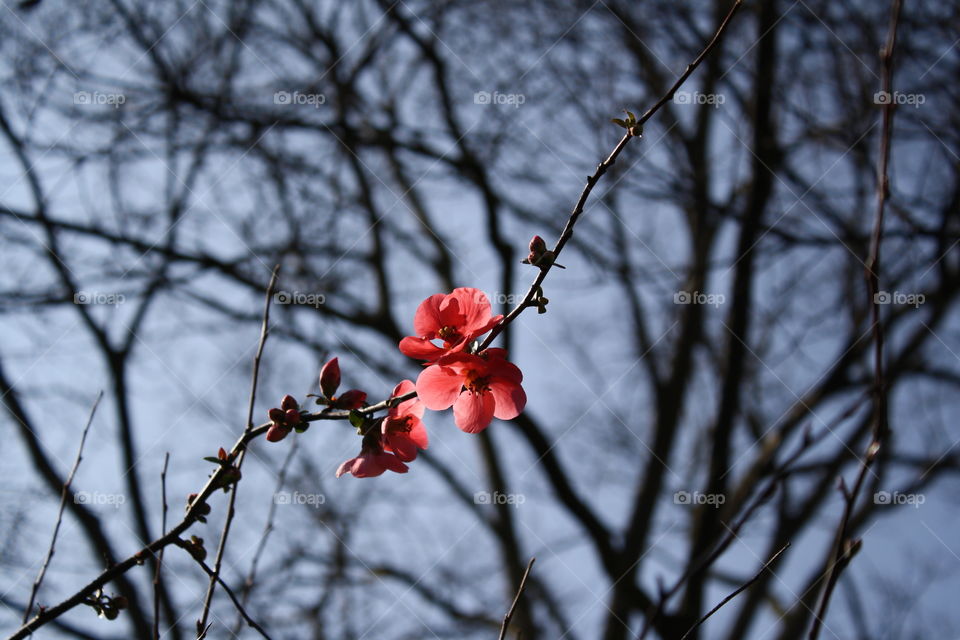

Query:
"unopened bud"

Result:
[[266, 423, 290, 442], [319, 357, 341, 399], [529, 235, 547, 255], [334, 389, 367, 410], [280, 394, 298, 411]]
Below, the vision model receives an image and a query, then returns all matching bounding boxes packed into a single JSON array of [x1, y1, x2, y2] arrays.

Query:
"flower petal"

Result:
[[390, 379, 424, 418], [453, 390, 496, 433], [335, 457, 359, 478], [416, 364, 463, 410], [489, 378, 526, 420], [407, 418, 429, 449], [399, 337, 447, 361], [487, 355, 523, 383], [412, 294, 448, 337], [449, 287, 492, 332], [384, 435, 418, 462], [378, 452, 409, 474]]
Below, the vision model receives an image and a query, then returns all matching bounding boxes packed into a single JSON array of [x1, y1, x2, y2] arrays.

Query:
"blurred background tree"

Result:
[[1, 0, 958, 638]]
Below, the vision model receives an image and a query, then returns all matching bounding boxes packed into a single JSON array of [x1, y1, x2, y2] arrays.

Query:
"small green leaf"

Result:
[[348, 410, 365, 430]]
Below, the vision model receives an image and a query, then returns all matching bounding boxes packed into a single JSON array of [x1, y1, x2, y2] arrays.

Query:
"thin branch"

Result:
[[197, 265, 279, 637], [153, 453, 170, 640], [478, 0, 744, 352], [808, 1, 903, 637], [679, 543, 791, 640], [22, 392, 103, 623], [499, 557, 535, 640], [233, 438, 299, 634], [637, 426, 814, 639], [187, 554, 273, 640]]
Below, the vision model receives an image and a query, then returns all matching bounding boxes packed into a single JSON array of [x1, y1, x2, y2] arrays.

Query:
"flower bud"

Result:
[[319, 357, 341, 399], [268, 407, 285, 424], [280, 394, 298, 411], [334, 389, 367, 410], [529, 235, 547, 255], [266, 423, 290, 442], [284, 408, 301, 425]]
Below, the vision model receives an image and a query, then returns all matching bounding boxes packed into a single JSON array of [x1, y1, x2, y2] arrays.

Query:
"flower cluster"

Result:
[[405, 288, 526, 434], [268, 287, 526, 479]]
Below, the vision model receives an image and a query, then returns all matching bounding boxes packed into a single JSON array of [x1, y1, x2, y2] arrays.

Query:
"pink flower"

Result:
[[399, 288, 502, 362], [415, 349, 526, 433], [336, 445, 408, 478], [381, 380, 428, 462]]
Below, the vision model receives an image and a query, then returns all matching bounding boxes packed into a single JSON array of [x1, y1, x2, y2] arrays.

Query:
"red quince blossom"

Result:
[[336, 444, 408, 478], [399, 287, 502, 362], [416, 348, 526, 433], [381, 380, 428, 462]]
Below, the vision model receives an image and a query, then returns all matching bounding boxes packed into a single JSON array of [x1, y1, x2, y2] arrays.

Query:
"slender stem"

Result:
[[189, 555, 273, 640], [233, 438, 299, 634], [679, 544, 791, 640], [23, 392, 103, 624], [153, 453, 170, 640], [197, 265, 279, 637], [499, 557, 535, 640], [808, 1, 902, 637], [478, 0, 744, 352]]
